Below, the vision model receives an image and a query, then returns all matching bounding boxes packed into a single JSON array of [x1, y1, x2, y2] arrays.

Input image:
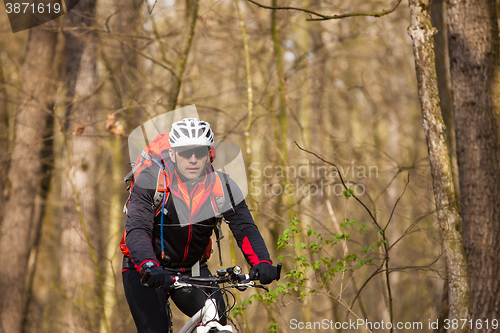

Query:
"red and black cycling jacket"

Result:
[[122, 154, 272, 272]]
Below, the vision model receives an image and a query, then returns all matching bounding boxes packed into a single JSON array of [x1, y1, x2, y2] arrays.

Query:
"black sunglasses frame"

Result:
[[175, 147, 209, 159]]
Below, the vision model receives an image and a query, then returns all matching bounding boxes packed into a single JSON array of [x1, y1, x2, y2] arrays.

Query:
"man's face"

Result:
[[169, 146, 209, 180]]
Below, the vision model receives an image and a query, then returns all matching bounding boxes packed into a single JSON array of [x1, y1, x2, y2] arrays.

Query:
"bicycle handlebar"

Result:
[[170, 263, 282, 288]]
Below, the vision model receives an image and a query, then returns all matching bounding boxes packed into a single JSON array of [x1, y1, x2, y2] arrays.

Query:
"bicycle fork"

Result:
[[177, 298, 233, 333], [198, 298, 232, 332]]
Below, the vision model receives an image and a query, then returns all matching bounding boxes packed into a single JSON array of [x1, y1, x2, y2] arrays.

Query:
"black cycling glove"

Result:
[[249, 262, 278, 285], [141, 263, 170, 289]]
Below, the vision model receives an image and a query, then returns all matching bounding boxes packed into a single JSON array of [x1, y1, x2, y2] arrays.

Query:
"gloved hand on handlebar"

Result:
[[249, 262, 278, 285], [140, 262, 170, 290]]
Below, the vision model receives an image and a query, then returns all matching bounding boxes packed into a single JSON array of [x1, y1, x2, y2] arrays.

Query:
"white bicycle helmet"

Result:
[[169, 118, 214, 148]]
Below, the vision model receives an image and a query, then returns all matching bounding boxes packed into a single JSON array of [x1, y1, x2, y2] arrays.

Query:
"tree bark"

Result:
[[430, 2, 454, 329], [446, 1, 500, 330], [60, 0, 102, 331], [407, 2, 470, 332], [0, 23, 59, 333]]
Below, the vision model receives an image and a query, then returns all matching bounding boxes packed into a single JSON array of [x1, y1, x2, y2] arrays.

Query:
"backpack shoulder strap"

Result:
[[154, 168, 170, 215], [211, 172, 230, 266], [211, 172, 226, 214]]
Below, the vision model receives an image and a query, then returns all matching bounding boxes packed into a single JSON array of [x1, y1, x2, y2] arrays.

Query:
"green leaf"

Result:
[[360, 245, 376, 254], [376, 240, 387, 247], [295, 242, 306, 249], [343, 188, 354, 199], [268, 323, 279, 333]]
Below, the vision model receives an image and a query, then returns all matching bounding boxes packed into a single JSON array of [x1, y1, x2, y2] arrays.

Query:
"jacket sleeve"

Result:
[[221, 176, 272, 267], [125, 167, 160, 270]]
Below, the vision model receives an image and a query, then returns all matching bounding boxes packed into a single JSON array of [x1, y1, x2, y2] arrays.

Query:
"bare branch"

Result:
[[388, 208, 438, 251], [294, 142, 380, 230], [384, 172, 410, 232], [246, 0, 403, 21], [349, 261, 386, 313], [150, 0, 158, 14]]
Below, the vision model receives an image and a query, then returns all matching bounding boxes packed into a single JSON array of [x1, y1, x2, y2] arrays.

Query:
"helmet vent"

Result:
[[180, 128, 189, 136]]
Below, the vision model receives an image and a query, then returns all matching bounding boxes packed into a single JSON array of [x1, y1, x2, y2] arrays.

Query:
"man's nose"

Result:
[[188, 154, 198, 163]]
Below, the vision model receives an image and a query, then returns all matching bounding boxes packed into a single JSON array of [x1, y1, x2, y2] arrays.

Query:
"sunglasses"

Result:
[[176, 147, 209, 159]]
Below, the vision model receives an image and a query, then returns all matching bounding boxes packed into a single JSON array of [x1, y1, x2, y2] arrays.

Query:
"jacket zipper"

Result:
[[182, 182, 198, 262]]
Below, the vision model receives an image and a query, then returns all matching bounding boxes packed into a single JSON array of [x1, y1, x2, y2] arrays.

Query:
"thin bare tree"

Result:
[[0, 51, 9, 222], [167, 0, 200, 109]]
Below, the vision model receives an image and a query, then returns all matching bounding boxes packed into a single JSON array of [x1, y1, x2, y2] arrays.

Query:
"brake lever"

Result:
[[254, 284, 269, 292]]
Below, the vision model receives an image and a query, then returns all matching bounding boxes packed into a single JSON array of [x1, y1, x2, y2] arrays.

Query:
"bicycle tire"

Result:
[[166, 298, 174, 333]]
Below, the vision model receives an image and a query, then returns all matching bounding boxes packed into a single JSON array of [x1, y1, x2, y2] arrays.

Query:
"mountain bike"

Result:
[[165, 264, 282, 333]]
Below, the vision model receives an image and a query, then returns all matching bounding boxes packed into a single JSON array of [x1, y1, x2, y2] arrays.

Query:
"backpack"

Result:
[[120, 132, 228, 266]]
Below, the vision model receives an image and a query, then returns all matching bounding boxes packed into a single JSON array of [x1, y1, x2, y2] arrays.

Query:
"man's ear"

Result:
[[169, 149, 176, 163]]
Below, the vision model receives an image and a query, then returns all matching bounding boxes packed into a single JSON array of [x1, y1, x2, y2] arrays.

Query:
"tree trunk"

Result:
[[0, 52, 9, 222], [446, 1, 500, 330], [430, 0, 459, 194], [271, 0, 288, 160], [98, 0, 143, 330], [429, 1, 457, 328], [99, 136, 122, 333], [60, 0, 102, 331], [22, 113, 56, 332], [407, 2, 470, 332], [167, 0, 199, 109], [0, 23, 59, 333]]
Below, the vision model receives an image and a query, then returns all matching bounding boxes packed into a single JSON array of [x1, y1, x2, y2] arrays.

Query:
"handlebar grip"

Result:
[[140, 270, 150, 286], [252, 263, 282, 282]]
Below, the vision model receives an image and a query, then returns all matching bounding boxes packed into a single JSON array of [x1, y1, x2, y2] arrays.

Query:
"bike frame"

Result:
[[177, 298, 233, 333]]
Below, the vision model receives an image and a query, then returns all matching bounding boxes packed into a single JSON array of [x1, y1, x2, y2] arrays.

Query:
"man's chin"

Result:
[[184, 171, 201, 180]]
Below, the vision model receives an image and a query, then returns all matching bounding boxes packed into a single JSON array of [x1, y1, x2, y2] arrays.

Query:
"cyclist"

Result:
[[122, 118, 278, 333]]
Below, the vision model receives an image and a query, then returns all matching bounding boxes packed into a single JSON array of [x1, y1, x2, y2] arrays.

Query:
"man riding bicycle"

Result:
[[122, 118, 278, 333]]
